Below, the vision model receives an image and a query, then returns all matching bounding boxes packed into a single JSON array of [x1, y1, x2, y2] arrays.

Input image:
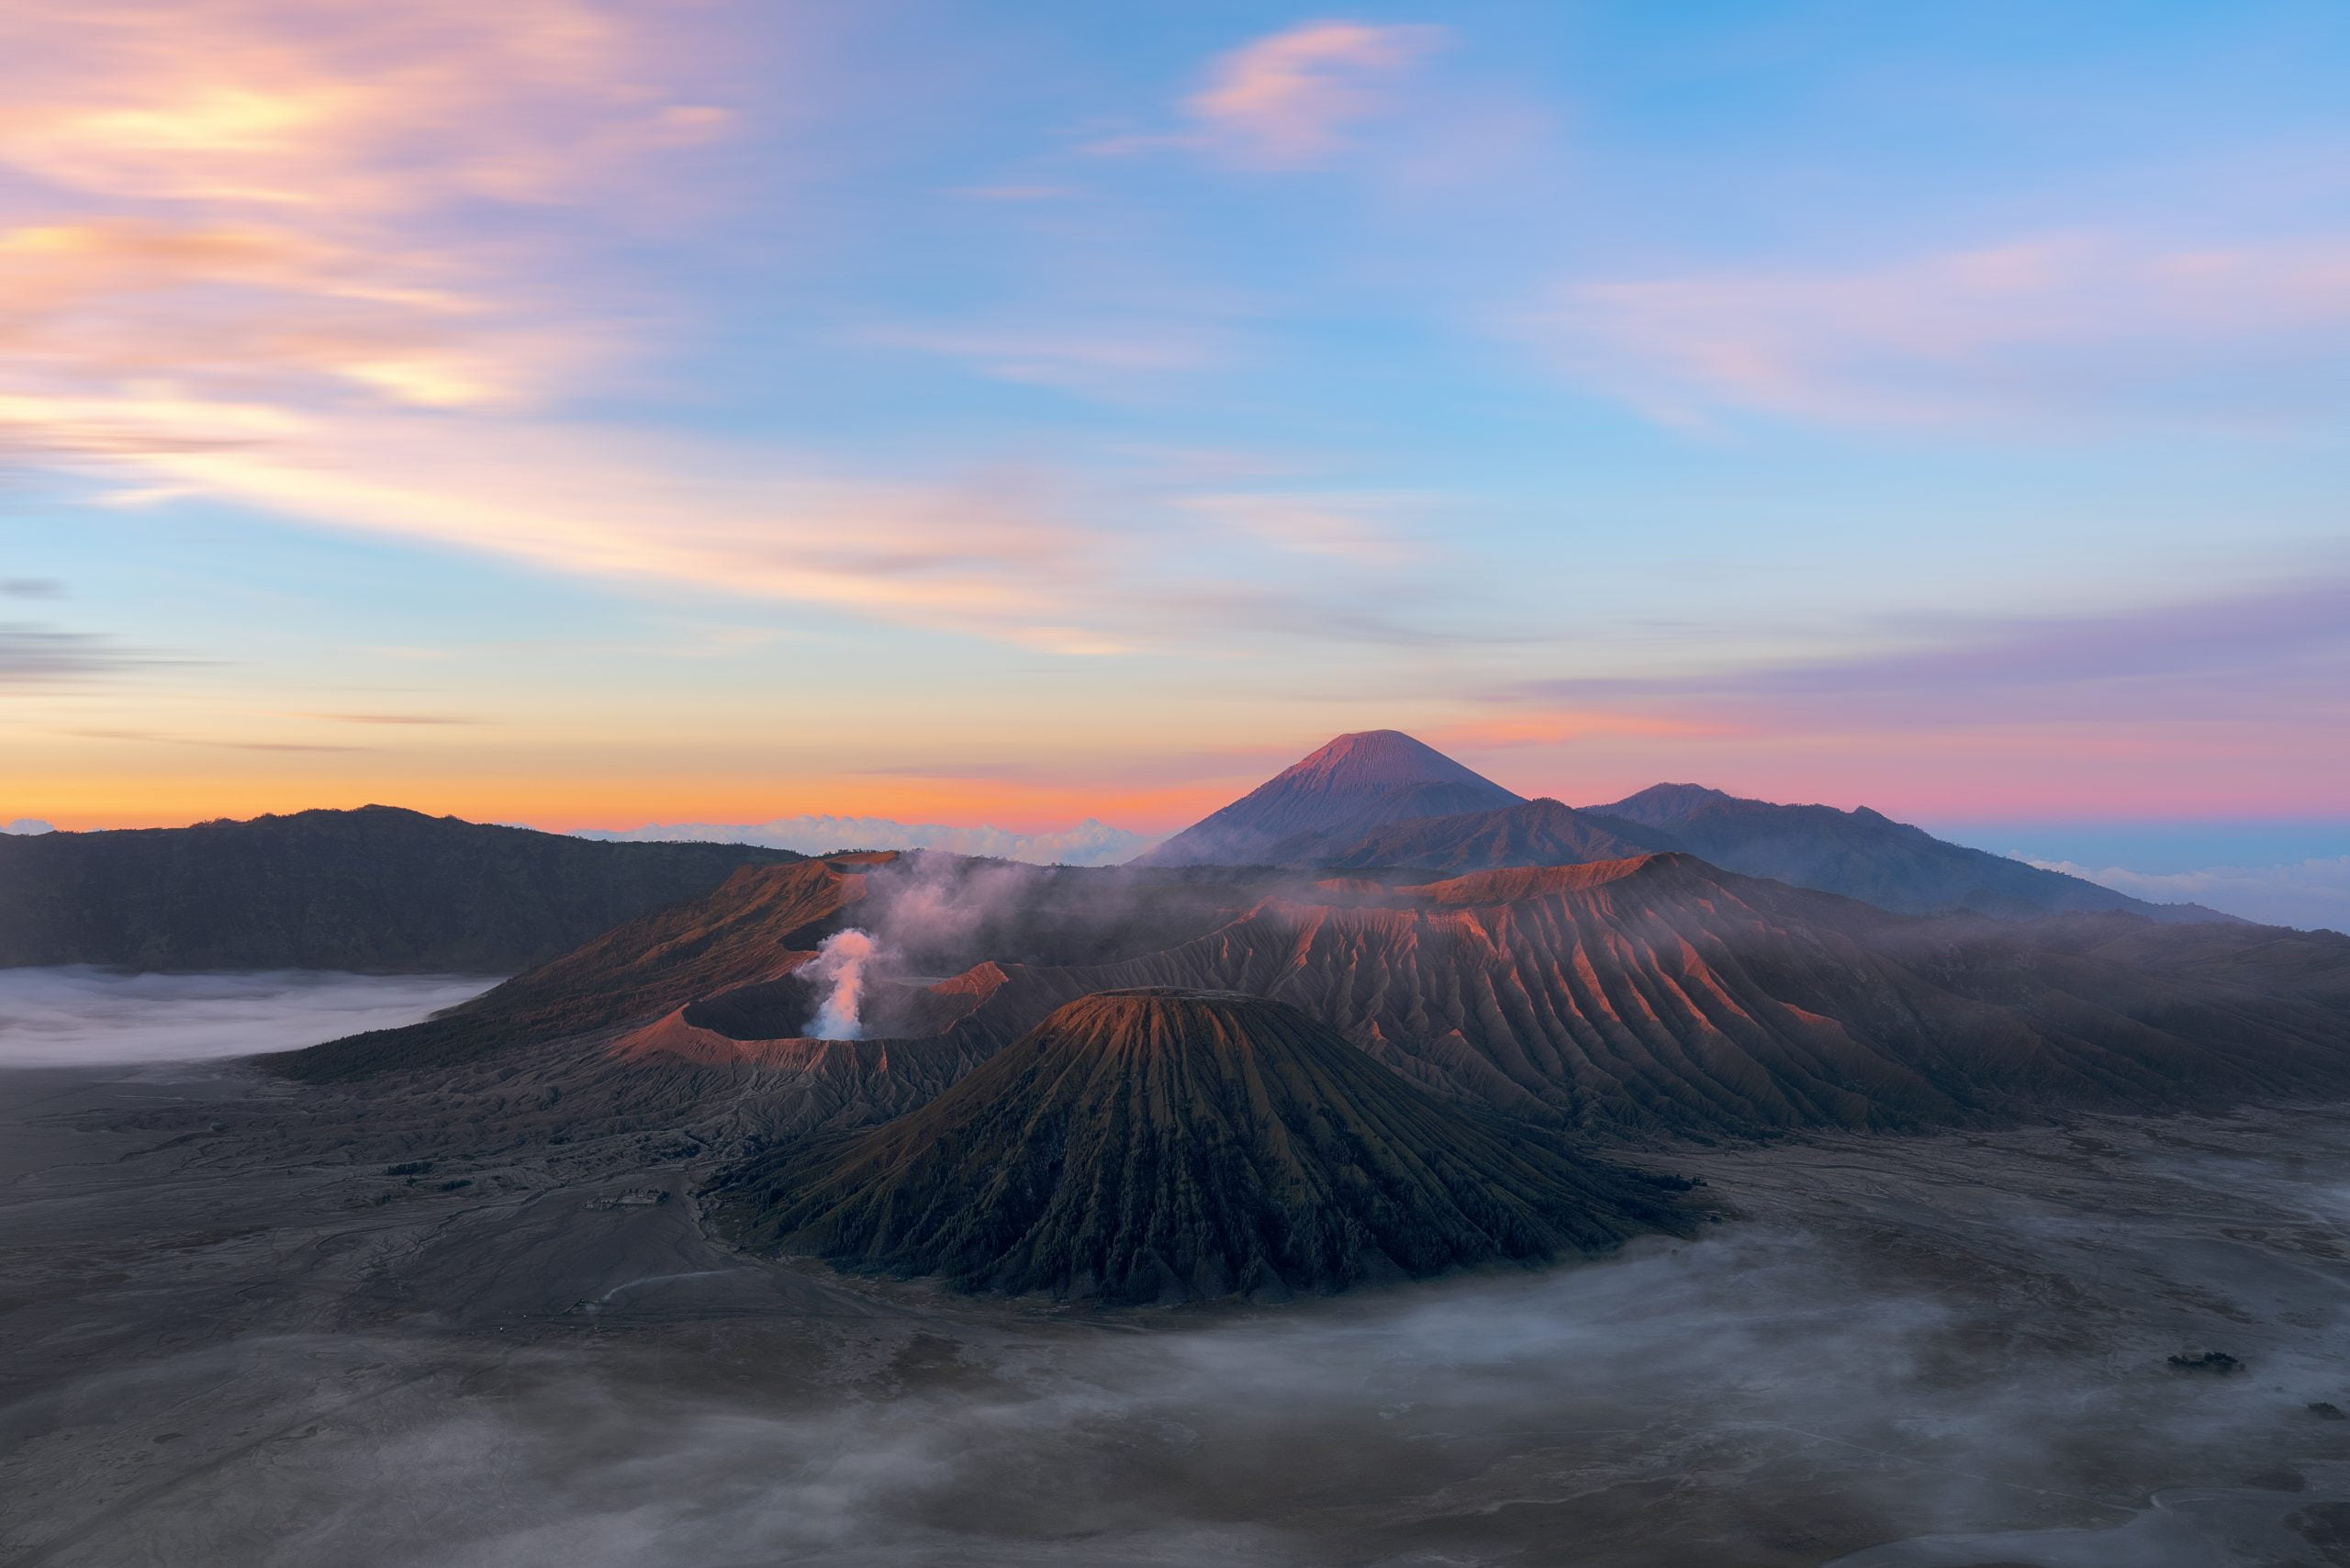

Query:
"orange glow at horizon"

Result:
[[12, 710, 2346, 837], [4, 769, 1257, 837]]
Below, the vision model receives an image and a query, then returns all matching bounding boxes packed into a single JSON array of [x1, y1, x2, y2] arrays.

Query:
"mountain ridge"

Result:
[[271, 846, 2350, 1146], [1580, 784, 2233, 922], [1134, 731, 2233, 923], [0, 805, 803, 972]]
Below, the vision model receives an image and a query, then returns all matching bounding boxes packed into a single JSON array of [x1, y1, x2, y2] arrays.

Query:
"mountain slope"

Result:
[[272, 856, 873, 1081], [1268, 797, 1674, 873], [0, 806, 801, 972], [1584, 785, 2230, 922], [1133, 731, 1522, 868], [269, 854, 1289, 1082], [712, 988, 1690, 1303], [950, 857, 2350, 1137], [272, 847, 2350, 1141]]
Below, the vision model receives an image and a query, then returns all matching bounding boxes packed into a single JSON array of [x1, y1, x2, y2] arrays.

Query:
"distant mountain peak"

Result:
[[1133, 731, 1523, 868], [1583, 784, 2227, 923], [1276, 730, 1505, 790], [1586, 783, 1740, 828]]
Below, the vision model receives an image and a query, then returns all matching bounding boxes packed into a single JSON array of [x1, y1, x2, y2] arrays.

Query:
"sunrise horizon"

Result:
[[9, 7, 2350, 1555], [8, 3, 2343, 930]]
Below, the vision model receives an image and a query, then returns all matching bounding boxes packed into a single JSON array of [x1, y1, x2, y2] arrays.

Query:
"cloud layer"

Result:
[[0, 967, 493, 1067], [2031, 856, 2350, 934]]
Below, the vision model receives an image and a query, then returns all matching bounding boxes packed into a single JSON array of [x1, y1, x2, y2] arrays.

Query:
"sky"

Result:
[[1, 2, 2344, 899]]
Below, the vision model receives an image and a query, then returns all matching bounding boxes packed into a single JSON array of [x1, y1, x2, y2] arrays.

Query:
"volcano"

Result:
[[959, 856, 2350, 1135], [1134, 731, 1523, 868], [1583, 784, 2232, 922], [713, 988, 1690, 1304], [275, 855, 877, 1081], [1124, 731, 2229, 924], [278, 844, 2350, 1140]]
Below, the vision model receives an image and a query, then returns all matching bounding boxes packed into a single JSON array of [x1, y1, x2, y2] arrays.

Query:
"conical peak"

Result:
[[1131, 730, 1522, 867], [1025, 987, 1310, 1060], [716, 981, 1687, 1304], [1279, 730, 1502, 791]]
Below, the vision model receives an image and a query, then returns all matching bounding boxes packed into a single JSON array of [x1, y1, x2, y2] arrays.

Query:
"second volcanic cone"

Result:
[[713, 987, 1692, 1304]]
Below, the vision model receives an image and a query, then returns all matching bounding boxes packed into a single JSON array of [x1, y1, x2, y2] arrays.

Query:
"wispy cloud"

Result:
[[63, 726, 368, 753], [0, 622, 162, 686], [0, 0, 728, 214], [0, 3, 1169, 655], [1091, 19, 1446, 169], [860, 317, 1232, 396], [0, 2, 718, 418], [1182, 491, 1421, 565], [1186, 20, 1446, 168], [1537, 232, 2350, 430], [1512, 574, 2350, 731], [0, 217, 585, 414], [0, 4, 1469, 659], [1427, 711, 1728, 751]]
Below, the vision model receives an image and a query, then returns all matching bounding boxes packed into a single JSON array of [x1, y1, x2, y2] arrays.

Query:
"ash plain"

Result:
[[4, 971, 2350, 1567]]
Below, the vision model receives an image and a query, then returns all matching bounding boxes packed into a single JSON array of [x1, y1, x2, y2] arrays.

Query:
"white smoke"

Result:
[[802, 929, 879, 1039]]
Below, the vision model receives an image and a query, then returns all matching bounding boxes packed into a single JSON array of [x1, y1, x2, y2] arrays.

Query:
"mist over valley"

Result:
[[6, 731, 2350, 1564]]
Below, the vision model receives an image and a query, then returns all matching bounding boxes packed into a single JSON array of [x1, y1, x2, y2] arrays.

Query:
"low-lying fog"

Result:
[[0, 968, 497, 1067], [6, 974, 2350, 1567]]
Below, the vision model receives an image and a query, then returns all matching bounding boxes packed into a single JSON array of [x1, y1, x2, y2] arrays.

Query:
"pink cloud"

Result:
[[0, 218, 576, 412], [0, 0, 731, 214], [0, 3, 1473, 658], [1511, 575, 2350, 729], [1181, 491, 1423, 565], [0, 3, 729, 428], [1467, 575, 2350, 817], [1537, 232, 2350, 429], [1183, 19, 1446, 168]]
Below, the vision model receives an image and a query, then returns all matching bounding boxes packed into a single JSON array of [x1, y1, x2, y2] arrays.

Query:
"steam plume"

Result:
[[803, 929, 878, 1039]]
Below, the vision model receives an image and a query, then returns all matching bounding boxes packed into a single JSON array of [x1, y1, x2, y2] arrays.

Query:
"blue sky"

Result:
[[0, 0, 2343, 922]]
